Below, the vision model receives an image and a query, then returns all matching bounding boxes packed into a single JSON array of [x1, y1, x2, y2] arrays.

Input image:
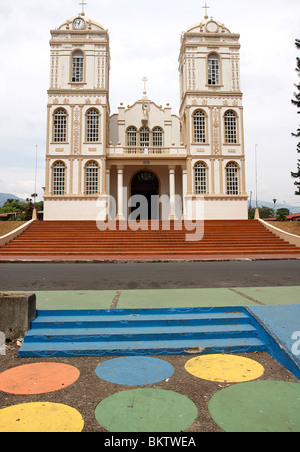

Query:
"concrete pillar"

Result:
[[106, 168, 111, 198], [181, 166, 187, 219], [169, 166, 176, 220], [117, 166, 125, 220]]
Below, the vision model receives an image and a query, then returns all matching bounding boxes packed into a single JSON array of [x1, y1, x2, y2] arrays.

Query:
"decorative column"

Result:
[[106, 168, 111, 197], [101, 157, 106, 195], [45, 158, 50, 195], [117, 166, 125, 220], [186, 157, 193, 195], [78, 158, 83, 196], [104, 167, 111, 220], [210, 158, 215, 195], [219, 158, 224, 194], [169, 166, 176, 220], [241, 158, 246, 195], [181, 165, 187, 219], [69, 158, 73, 194]]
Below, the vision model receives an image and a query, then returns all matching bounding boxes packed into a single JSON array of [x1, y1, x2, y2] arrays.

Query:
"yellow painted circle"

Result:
[[185, 354, 264, 383], [0, 402, 84, 432]]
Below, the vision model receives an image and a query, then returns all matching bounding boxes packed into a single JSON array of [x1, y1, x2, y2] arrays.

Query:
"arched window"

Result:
[[86, 109, 100, 142], [193, 110, 206, 143], [72, 51, 84, 83], [127, 127, 137, 147], [226, 162, 239, 195], [153, 127, 163, 147], [140, 127, 150, 147], [208, 53, 220, 85], [194, 162, 207, 194], [53, 109, 67, 143], [224, 111, 238, 144], [53, 162, 66, 195], [85, 161, 99, 195]]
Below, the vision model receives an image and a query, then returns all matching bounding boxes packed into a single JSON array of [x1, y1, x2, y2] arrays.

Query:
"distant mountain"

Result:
[[0, 193, 26, 208]]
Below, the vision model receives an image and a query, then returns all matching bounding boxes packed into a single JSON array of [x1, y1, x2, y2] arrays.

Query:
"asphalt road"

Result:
[[0, 260, 299, 291]]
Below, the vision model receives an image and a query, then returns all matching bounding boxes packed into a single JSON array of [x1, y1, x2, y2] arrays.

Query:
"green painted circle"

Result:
[[95, 388, 198, 432], [209, 380, 300, 432]]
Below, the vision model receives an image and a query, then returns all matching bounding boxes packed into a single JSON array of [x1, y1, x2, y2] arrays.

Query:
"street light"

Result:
[[255, 144, 258, 209]]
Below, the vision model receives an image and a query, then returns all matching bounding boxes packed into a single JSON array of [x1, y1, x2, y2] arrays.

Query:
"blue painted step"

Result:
[[28, 309, 251, 329], [23, 324, 258, 343], [18, 307, 266, 358]]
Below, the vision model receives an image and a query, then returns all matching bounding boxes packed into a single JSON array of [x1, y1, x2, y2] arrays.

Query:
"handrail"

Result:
[[259, 219, 300, 248], [0, 219, 35, 247], [107, 146, 186, 156]]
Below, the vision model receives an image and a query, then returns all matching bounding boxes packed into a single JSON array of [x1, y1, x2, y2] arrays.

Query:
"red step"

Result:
[[0, 220, 299, 259]]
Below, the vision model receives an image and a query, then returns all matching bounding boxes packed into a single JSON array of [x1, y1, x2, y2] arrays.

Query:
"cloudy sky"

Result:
[[0, 0, 300, 211]]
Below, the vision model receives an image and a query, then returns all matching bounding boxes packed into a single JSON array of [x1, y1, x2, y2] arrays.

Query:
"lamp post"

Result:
[[273, 198, 277, 216], [254, 145, 260, 219]]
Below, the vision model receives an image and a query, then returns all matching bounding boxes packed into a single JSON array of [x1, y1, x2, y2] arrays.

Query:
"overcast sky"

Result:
[[0, 0, 299, 211]]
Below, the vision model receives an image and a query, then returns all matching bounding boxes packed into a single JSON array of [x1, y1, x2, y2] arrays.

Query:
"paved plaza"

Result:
[[0, 286, 299, 433]]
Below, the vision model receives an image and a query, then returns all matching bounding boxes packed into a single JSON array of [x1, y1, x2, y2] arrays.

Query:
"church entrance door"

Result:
[[130, 171, 159, 220]]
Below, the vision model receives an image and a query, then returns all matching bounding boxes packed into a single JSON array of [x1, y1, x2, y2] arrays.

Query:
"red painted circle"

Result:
[[0, 363, 80, 395]]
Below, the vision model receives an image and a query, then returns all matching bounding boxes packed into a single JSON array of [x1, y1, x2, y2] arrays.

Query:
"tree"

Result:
[[0, 197, 38, 221], [276, 207, 290, 216], [248, 206, 255, 219], [276, 208, 290, 221], [248, 205, 276, 219], [0, 199, 25, 215], [259, 206, 275, 219], [291, 39, 300, 195], [24, 198, 34, 221]]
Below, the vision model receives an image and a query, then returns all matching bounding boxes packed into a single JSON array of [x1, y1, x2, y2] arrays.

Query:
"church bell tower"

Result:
[[179, 5, 248, 219], [44, 5, 110, 220]]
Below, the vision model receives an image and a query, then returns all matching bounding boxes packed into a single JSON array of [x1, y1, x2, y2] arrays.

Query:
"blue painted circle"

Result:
[[95, 357, 174, 386]]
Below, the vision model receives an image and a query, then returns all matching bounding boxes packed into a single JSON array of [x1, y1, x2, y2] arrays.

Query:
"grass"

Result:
[[266, 221, 300, 236], [0, 221, 26, 237]]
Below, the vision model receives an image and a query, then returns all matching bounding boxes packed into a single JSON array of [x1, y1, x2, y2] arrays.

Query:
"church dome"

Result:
[[186, 17, 231, 34]]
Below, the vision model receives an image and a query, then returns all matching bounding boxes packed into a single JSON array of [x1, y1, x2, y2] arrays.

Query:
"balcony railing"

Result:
[[107, 146, 187, 156]]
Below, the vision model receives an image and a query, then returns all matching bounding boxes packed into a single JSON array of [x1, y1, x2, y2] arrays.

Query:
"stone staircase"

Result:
[[18, 307, 266, 358], [0, 220, 299, 258]]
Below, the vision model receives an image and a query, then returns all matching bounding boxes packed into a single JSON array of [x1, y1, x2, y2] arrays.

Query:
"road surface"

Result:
[[0, 260, 299, 291]]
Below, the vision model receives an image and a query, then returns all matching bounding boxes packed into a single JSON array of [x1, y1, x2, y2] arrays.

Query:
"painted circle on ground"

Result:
[[185, 354, 264, 383], [95, 388, 198, 432], [0, 363, 80, 395], [208, 380, 300, 432], [0, 402, 84, 432], [95, 356, 174, 386]]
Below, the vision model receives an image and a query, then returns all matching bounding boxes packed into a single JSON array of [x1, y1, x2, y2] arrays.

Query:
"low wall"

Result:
[[0, 219, 35, 246], [0, 293, 36, 340], [259, 219, 300, 248]]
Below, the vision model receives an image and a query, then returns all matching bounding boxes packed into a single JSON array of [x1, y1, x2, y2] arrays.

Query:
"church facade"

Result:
[[43, 10, 248, 221]]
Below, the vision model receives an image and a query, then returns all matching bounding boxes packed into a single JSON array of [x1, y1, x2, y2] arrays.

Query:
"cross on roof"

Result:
[[202, 1, 210, 19], [142, 77, 148, 94], [79, 1, 87, 16]]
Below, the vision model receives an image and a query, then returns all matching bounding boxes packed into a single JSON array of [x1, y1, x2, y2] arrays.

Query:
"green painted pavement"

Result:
[[208, 381, 300, 432], [94, 388, 198, 432], [28, 290, 115, 310], [9, 287, 300, 310], [234, 286, 300, 306], [117, 288, 254, 309]]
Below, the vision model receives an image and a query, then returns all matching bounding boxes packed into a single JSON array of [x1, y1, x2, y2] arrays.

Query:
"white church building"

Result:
[[43, 7, 248, 221]]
